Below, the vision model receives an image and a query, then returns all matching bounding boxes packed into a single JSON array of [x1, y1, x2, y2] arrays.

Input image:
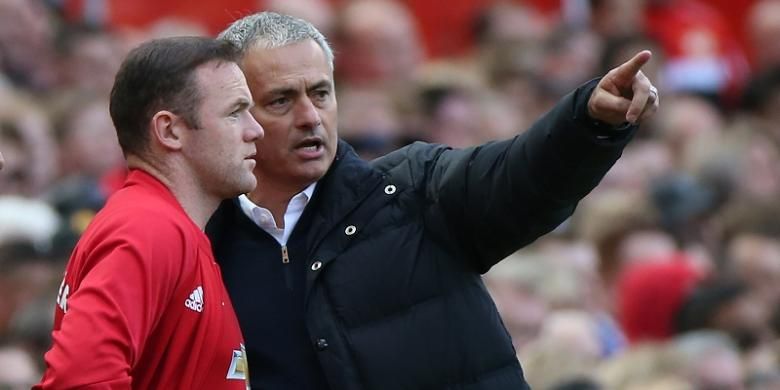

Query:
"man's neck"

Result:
[[127, 155, 219, 231], [247, 183, 311, 228]]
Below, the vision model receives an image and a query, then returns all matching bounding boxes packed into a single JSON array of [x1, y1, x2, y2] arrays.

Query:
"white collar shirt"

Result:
[[237, 182, 317, 245]]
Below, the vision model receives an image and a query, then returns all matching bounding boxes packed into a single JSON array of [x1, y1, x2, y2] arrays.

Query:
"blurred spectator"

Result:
[[676, 278, 772, 353], [654, 94, 725, 167], [58, 0, 252, 35], [672, 331, 746, 390], [46, 93, 126, 249], [744, 339, 780, 390], [488, 238, 629, 360], [574, 190, 675, 290], [481, 38, 553, 128], [412, 81, 487, 147], [337, 86, 404, 160], [616, 257, 703, 344], [707, 1, 756, 56], [53, 94, 124, 180], [645, 0, 750, 107], [484, 252, 551, 352], [540, 27, 604, 97], [0, 344, 40, 390], [597, 343, 689, 389], [0, 92, 58, 196], [146, 17, 209, 39], [2, 2, 780, 387], [746, 0, 780, 72], [720, 198, 780, 306], [0, 197, 59, 250], [740, 66, 780, 148], [409, 62, 519, 148], [0, 198, 60, 337], [0, 0, 60, 92], [334, 0, 423, 88], [520, 310, 602, 389], [398, 0, 560, 58], [57, 27, 126, 95], [476, 1, 554, 122], [684, 125, 780, 204], [0, 241, 60, 360], [649, 173, 720, 255], [588, 0, 647, 39], [598, 139, 675, 192], [533, 237, 628, 358], [474, 1, 551, 49]]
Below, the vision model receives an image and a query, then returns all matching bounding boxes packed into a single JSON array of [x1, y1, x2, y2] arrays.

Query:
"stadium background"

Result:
[[2, 0, 780, 388]]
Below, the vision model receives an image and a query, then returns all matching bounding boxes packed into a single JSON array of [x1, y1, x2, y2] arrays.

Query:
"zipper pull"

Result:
[[281, 245, 290, 264]]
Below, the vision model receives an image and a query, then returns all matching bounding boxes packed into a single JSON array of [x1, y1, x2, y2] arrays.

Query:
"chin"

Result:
[[224, 177, 257, 198], [300, 169, 328, 184], [239, 179, 258, 195], [307, 159, 333, 177]]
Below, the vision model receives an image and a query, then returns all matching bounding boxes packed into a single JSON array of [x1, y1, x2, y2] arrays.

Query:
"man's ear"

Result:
[[150, 110, 186, 151]]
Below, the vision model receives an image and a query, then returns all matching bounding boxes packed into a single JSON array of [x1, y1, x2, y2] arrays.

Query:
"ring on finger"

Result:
[[649, 86, 658, 100]]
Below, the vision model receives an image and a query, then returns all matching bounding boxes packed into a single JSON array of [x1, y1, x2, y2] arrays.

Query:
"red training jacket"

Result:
[[36, 169, 249, 389]]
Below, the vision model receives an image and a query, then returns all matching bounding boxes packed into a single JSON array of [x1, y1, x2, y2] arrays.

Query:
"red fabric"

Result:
[[99, 165, 128, 198], [36, 170, 248, 389], [645, 0, 750, 101], [400, 0, 560, 58], [707, 0, 755, 58], [645, 0, 739, 59], [616, 254, 703, 344], [62, 0, 560, 57], [63, 0, 257, 34]]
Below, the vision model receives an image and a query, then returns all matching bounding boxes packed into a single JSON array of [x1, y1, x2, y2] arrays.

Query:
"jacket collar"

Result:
[[301, 139, 386, 250]]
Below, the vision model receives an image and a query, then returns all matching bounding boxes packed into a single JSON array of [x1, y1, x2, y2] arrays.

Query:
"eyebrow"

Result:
[[265, 79, 333, 97], [307, 80, 332, 93], [230, 98, 253, 111]]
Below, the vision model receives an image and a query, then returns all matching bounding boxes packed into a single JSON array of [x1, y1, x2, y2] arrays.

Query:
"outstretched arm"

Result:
[[427, 51, 659, 272]]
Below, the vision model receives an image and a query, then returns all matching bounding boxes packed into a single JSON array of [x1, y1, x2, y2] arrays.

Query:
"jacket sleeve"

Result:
[[425, 79, 636, 273], [35, 215, 186, 389]]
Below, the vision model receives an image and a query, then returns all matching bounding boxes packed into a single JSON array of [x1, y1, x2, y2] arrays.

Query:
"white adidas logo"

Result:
[[185, 286, 204, 313]]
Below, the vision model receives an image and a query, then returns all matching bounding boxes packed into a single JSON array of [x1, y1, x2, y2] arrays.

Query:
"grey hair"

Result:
[[218, 12, 334, 70]]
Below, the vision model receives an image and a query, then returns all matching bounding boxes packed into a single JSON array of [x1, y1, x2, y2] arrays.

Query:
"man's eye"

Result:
[[268, 97, 289, 107]]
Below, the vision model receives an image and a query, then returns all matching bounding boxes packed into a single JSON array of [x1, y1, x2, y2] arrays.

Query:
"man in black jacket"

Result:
[[207, 11, 659, 390]]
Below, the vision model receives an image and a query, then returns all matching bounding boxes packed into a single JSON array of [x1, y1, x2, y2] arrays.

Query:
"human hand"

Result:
[[587, 50, 659, 126]]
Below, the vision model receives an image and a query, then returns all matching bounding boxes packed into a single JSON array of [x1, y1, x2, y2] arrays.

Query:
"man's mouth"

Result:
[[297, 137, 323, 149], [294, 137, 325, 158]]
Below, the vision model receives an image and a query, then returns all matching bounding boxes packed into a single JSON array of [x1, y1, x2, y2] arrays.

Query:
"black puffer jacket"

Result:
[[208, 80, 636, 390]]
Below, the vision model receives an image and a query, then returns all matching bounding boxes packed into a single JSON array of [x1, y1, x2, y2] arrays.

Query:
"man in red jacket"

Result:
[[36, 36, 263, 389]]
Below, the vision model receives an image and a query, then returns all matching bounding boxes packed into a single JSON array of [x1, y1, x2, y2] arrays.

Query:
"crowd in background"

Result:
[[1, 0, 780, 388]]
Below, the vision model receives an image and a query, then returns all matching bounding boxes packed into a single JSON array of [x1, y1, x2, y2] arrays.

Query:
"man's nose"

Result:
[[245, 114, 264, 141], [293, 97, 322, 129]]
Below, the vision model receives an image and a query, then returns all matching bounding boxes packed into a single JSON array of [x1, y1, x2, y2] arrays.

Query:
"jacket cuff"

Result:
[[573, 78, 637, 141]]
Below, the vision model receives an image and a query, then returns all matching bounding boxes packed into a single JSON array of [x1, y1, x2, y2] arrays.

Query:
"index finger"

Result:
[[612, 50, 652, 86]]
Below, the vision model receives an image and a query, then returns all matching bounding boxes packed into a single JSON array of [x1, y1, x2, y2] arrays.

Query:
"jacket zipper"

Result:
[[281, 244, 292, 290]]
